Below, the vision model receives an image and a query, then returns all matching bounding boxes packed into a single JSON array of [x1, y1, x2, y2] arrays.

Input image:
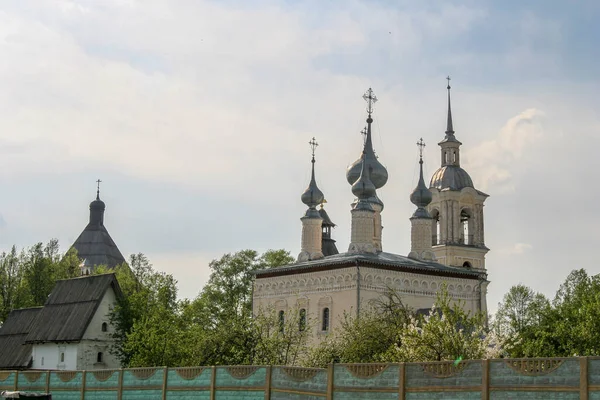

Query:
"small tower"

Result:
[[319, 203, 339, 256], [346, 88, 388, 251], [348, 151, 377, 254], [71, 180, 126, 275], [298, 138, 325, 262], [408, 139, 436, 261], [428, 78, 489, 269]]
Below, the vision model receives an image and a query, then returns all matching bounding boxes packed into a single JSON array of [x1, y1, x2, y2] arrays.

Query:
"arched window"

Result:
[[299, 308, 306, 332], [101, 322, 108, 332], [60, 352, 65, 363], [41, 357, 44, 366], [97, 352, 103, 363], [278, 310, 285, 333], [463, 261, 472, 269], [322, 308, 330, 331]]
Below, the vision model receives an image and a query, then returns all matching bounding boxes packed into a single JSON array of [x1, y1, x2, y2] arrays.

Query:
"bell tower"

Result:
[[428, 78, 489, 270]]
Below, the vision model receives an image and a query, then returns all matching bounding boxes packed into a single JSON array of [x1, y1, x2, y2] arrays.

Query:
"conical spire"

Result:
[[410, 139, 432, 218], [446, 76, 454, 136], [300, 138, 325, 217], [346, 88, 388, 189]]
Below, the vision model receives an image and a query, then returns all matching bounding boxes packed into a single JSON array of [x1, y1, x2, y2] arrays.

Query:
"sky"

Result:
[[0, 0, 599, 313]]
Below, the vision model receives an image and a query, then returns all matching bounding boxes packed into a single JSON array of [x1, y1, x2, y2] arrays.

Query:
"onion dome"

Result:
[[89, 181, 106, 226], [346, 88, 388, 189], [411, 139, 432, 218], [352, 151, 376, 210], [301, 138, 325, 216]]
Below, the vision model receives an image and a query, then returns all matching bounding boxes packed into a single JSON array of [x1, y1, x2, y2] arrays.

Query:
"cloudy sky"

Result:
[[0, 0, 599, 312]]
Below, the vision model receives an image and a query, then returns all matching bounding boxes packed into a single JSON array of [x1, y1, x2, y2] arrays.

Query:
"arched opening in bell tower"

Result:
[[460, 208, 474, 245], [431, 209, 440, 245]]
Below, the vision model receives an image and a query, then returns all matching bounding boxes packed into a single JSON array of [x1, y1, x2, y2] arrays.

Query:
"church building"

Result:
[[252, 81, 490, 337], [70, 182, 126, 275]]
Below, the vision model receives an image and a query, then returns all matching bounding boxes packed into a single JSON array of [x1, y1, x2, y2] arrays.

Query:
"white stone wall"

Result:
[[31, 343, 78, 370], [298, 216, 323, 261], [78, 287, 121, 369], [349, 208, 376, 253], [253, 265, 484, 344]]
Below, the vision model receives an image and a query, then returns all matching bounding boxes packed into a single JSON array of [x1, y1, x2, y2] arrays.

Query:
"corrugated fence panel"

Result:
[[271, 366, 327, 400], [167, 367, 212, 400]]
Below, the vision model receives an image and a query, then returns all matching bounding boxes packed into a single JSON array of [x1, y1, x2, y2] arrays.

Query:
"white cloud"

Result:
[[463, 108, 544, 193]]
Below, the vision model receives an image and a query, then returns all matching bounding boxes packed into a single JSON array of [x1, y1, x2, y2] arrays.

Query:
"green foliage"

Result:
[[388, 285, 493, 362], [305, 290, 412, 367], [0, 240, 81, 322], [495, 269, 600, 358]]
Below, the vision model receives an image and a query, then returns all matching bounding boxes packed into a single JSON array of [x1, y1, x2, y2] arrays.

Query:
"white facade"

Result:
[[30, 287, 121, 370], [253, 265, 484, 344]]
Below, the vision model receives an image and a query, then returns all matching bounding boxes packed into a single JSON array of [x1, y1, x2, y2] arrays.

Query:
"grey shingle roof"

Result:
[[0, 307, 41, 369], [25, 274, 123, 344], [71, 223, 126, 269], [255, 251, 486, 280]]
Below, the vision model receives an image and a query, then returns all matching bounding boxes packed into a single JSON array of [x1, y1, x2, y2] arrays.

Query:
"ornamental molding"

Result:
[[254, 268, 481, 300], [504, 359, 564, 376]]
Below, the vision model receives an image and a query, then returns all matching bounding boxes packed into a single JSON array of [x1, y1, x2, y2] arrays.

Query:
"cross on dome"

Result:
[[362, 88, 378, 115], [309, 137, 318, 159], [96, 179, 102, 200], [417, 138, 426, 159]]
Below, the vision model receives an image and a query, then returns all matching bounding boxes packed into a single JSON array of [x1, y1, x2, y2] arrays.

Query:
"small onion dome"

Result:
[[89, 193, 106, 226], [411, 159, 433, 218], [352, 152, 376, 201], [301, 160, 325, 210]]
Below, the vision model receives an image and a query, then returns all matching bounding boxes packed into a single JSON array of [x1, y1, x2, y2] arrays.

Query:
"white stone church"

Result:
[[252, 82, 490, 337]]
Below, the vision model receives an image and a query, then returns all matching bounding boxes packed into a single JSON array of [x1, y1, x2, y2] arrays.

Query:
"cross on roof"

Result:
[[309, 137, 318, 158], [362, 88, 378, 115], [446, 75, 451, 90], [417, 138, 426, 158], [95, 179, 102, 200]]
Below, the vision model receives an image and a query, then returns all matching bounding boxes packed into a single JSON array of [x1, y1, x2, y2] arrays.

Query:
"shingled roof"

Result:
[[25, 274, 123, 344], [70, 191, 126, 270], [0, 307, 41, 369]]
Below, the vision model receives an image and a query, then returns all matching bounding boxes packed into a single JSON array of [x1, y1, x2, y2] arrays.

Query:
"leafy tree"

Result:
[[387, 285, 494, 362], [305, 290, 413, 367], [493, 284, 550, 357]]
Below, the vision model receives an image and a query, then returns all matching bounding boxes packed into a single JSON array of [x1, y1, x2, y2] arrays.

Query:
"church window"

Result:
[[60, 352, 65, 363], [102, 322, 108, 332], [97, 352, 103, 363], [322, 308, 330, 331], [41, 357, 44, 366], [453, 151, 456, 163], [463, 261, 472, 268], [299, 308, 306, 332], [444, 151, 449, 164], [431, 210, 440, 245], [278, 310, 285, 333]]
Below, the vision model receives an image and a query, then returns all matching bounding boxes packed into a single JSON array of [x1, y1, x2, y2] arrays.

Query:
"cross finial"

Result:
[[96, 179, 102, 200], [417, 138, 426, 159], [309, 137, 318, 160], [362, 88, 378, 115], [446, 75, 451, 90]]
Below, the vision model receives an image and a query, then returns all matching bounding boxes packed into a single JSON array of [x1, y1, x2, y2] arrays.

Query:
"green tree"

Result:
[[493, 284, 550, 357], [388, 285, 494, 362], [305, 290, 413, 367]]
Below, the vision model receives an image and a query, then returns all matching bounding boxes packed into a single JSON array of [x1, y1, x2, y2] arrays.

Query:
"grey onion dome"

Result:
[[352, 152, 376, 201], [429, 165, 474, 190], [411, 158, 432, 218], [301, 157, 325, 210], [89, 192, 106, 226], [346, 117, 388, 189]]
